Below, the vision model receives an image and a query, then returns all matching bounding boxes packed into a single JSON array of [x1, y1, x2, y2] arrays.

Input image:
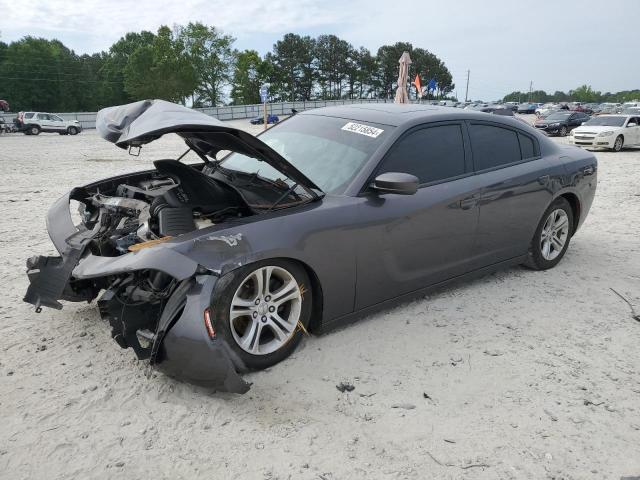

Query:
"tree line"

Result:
[[0, 24, 454, 112], [503, 85, 640, 104]]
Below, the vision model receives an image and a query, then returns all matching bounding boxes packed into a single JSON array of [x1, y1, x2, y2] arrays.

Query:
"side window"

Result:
[[37, 113, 47, 120], [51, 115, 63, 122], [469, 124, 521, 171], [518, 133, 536, 159], [377, 124, 466, 185]]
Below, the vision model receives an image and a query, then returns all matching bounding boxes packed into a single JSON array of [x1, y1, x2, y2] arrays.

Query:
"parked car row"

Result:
[[535, 101, 640, 117]]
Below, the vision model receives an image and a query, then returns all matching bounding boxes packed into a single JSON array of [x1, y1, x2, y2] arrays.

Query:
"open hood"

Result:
[[96, 100, 322, 194]]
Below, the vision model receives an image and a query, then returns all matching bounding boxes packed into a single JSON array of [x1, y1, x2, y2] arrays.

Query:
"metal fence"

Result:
[[0, 98, 398, 130]]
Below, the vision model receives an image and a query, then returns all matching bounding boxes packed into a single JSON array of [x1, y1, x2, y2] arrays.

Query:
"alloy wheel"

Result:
[[540, 209, 569, 261], [229, 266, 302, 355], [613, 136, 623, 152]]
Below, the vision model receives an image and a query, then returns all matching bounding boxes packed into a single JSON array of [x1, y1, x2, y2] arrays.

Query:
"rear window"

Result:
[[469, 124, 522, 171], [518, 133, 536, 159]]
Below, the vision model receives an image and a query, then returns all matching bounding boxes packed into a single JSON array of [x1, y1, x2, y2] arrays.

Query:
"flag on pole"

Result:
[[412, 74, 422, 98]]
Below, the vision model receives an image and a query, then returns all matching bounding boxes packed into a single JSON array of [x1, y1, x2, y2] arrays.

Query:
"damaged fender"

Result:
[[151, 274, 251, 393]]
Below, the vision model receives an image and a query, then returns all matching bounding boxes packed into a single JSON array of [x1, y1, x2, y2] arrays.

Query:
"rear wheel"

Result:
[[612, 135, 624, 152], [525, 197, 574, 270], [29, 125, 40, 135], [212, 259, 312, 370]]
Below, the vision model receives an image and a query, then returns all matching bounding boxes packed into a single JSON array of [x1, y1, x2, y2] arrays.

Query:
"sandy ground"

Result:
[[1, 115, 639, 480]]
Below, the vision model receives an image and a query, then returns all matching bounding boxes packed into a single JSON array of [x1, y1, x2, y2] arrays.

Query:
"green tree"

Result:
[[315, 34, 352, 99], [178, 22, 236, 106], [412, 47, 454, 98], [123, 26, 196, 103], [375, 42, 414, 99], [569, 85, 600, 103], [265, 33, 316, 101], [0, 36, 87, 111], [99, 31, 155, 106], [230, 50, 266, 105]]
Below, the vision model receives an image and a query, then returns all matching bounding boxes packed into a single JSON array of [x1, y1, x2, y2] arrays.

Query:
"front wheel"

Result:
[[612, 135, 624, 152], [525, 197, 574, 270], [212, 259, 312, 370], [559, 126, 568, 137], [68, 126, 79, 135]]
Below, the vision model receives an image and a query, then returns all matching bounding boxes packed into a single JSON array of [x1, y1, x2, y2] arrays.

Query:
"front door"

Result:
[[50, 114, 67, 132], [355, 122, 480, 310]]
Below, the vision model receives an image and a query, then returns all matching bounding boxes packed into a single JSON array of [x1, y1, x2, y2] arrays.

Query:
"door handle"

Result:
[[459, 195, 478, 210], [537, 175, 550, 185]]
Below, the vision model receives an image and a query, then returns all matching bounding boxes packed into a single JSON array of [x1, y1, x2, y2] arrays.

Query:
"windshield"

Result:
[[219, 115, 393, 194], [546, 112, 572, 121], [584, 116, 626, 127]]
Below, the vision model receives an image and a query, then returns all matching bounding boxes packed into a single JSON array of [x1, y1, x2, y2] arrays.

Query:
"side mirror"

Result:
[[372, 172, 419, 195]]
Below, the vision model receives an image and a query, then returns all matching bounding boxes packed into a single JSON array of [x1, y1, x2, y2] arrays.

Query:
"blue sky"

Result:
[[1, 0, 638, 101]]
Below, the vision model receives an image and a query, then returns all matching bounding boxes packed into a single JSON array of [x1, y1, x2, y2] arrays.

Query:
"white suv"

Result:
[[20, 111, 82, 135]]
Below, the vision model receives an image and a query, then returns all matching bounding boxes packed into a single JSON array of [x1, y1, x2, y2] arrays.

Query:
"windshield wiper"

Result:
[[268, 183, 302, 211]]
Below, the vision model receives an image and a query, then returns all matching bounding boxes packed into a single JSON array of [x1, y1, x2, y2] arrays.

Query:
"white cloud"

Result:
[[1, 0, 357, 51]]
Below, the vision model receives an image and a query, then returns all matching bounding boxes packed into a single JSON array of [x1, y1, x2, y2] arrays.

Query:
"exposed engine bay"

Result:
[[79, 159, 254, 256], [61, 159, 259, 358]]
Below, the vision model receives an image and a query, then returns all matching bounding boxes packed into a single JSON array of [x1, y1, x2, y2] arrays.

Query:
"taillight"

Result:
[[204, 308, 216, 339]]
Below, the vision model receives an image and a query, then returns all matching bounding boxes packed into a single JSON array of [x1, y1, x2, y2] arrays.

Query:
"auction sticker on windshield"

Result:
[[341, 122, 384, 138]]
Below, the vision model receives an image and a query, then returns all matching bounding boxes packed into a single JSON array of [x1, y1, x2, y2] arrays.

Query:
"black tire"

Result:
[[28, 125, 40, 135], [68, 126, 78, 135], [559, 125, 568, 137], [212, 259, 313, 371], [525, 197, 574, 270], [612, 135, 624, 152]]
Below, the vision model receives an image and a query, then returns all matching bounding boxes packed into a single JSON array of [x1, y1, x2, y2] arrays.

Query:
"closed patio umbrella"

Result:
[[394, 51, 412, 104]]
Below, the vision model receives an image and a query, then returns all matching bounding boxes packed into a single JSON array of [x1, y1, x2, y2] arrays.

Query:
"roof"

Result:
[[300, 103, 530, 129]]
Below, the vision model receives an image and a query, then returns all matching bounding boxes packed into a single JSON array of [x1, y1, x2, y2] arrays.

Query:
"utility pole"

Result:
[[528, 81, 533, 102], [464, 70, 470, 102]]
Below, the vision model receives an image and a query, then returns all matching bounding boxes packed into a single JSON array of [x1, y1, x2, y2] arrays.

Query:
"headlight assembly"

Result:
[[598, 131, 614, 137]]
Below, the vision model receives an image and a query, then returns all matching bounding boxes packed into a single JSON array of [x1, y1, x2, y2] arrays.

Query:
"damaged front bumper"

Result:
[[23, 191, 250, 393]]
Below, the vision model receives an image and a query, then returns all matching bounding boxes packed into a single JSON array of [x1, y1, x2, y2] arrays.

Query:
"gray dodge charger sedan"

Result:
[[24, 100, 597, 393]]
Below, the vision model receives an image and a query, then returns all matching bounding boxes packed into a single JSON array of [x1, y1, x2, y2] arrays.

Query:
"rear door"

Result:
[[468, 122, 554, 265], [355, 122, 481, 309]]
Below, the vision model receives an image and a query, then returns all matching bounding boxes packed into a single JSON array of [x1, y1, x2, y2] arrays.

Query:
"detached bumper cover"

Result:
[[151, 275, 250, 393], [23, 191, 93, 310]]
